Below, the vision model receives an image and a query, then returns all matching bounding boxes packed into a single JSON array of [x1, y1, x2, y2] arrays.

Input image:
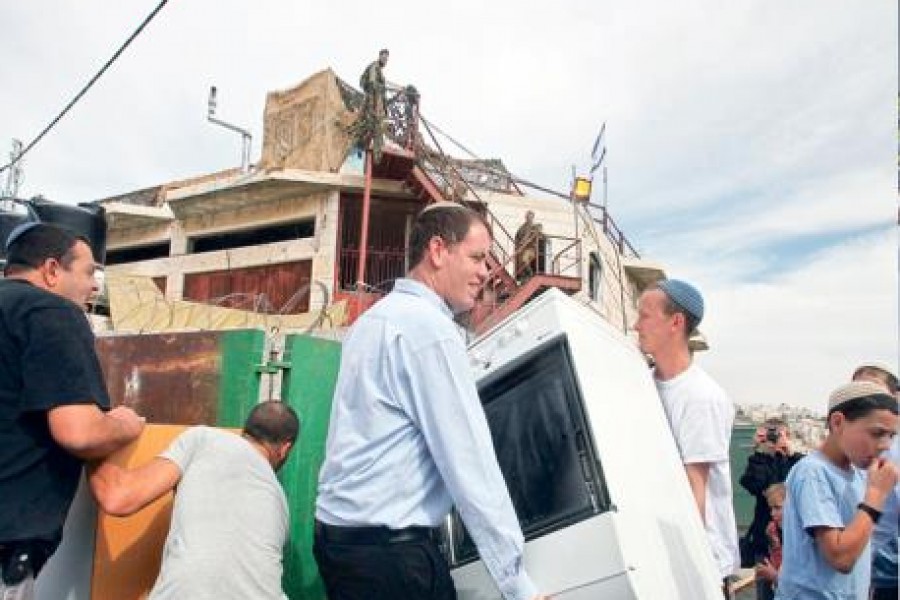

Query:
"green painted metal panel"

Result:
[[279, 334, 341, 600], [216, 329, 266, 427]]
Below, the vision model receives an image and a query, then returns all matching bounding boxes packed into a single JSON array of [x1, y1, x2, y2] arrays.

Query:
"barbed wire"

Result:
[[107, 278, 335, 335]]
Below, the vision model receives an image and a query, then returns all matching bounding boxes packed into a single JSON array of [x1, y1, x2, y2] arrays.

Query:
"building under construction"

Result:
[[20, 68, 737, 600], [94, 68, 668, 339]]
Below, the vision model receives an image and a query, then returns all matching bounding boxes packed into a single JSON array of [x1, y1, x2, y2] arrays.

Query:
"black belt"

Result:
[[315, 520, 434, 545], [0, 540, 52, 586]]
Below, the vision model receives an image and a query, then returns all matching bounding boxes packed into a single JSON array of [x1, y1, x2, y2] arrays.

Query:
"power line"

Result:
[[0, 0, 170, 176]]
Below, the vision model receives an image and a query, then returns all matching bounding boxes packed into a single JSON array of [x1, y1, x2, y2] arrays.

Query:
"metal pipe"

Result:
[[207, 86, 253, 172], [356, 150, 374, 289]]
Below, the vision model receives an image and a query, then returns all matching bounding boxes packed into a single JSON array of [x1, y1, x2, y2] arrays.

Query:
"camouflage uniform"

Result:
[[354, 60, 388, 161], [360, 60, 387, 118], [514, 220, 543, 283]]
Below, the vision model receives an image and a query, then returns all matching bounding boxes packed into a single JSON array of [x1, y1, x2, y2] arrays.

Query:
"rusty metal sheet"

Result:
[[96, 332, 223, 426]]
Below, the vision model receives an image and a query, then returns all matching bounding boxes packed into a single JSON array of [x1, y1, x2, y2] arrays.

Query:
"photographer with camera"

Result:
[[738, 419, 804, 600]]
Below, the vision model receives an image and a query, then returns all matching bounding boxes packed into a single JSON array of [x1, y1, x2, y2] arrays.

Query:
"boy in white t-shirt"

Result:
[[635, 278, 740, 598]]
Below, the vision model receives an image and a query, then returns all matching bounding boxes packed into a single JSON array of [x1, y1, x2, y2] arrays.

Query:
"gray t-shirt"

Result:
[[150, 427, 289, 600]]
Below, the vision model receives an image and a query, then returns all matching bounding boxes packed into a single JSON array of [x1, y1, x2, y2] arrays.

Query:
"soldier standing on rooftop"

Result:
[[355, 49, 390, 160], [360, 49, 389, 118]]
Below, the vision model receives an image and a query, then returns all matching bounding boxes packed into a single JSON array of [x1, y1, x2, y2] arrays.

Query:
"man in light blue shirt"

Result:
[[314, 203, 545, 600], [852, 364, 900, 599]]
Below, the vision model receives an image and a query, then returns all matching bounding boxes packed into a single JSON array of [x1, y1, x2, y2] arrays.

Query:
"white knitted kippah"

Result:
[[828, 380, 896, 411], [419, 201, 468, 214]]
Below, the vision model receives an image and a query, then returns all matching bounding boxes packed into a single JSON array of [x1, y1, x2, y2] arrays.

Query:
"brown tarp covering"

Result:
[[258, 69, 357, 173]]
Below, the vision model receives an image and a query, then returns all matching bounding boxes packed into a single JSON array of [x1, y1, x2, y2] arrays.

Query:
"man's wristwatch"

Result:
[[857, 502, 882, 523]]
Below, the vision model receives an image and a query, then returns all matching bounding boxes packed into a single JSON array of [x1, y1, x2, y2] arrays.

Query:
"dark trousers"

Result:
[[872, 586, 898, 600], [313, 521, 457, 600], [755, 577, 775, 600]]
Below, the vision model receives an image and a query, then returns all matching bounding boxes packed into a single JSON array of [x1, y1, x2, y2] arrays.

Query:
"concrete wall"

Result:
[[104, 181, 644, 334], [106, 190, 340, 312]]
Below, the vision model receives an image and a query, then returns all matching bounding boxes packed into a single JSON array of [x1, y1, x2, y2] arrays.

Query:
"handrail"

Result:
[[549, 236, 582, 278], [590, 203, 639, 259]]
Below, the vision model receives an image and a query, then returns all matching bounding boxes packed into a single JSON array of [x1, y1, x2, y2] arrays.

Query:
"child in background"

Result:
[[775, 381, 899, 600], [755, 483, 785, 597]]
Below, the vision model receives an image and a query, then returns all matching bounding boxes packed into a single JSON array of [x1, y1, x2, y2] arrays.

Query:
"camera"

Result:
[[765, 426, 779, 443]]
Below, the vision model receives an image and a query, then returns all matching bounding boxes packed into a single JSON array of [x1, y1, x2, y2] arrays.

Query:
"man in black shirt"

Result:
[[0, 223, 144, 599]]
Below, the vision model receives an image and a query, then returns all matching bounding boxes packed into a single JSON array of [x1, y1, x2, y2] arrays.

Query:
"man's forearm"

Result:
[[49, 404, 143, 460], [88, 457, 181, 517], [87, 461, 127, 512], [74, 414, 140, 459]]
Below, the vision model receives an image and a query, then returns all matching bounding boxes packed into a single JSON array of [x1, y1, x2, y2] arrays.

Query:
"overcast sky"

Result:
[[0, 0, 896, 412]]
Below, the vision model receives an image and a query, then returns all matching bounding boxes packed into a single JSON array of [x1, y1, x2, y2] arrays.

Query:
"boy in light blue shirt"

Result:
[[776, 381, 898, 600]]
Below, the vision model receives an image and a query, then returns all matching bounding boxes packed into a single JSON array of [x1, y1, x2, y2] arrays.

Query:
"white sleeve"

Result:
[[673, 390, 731, 465]]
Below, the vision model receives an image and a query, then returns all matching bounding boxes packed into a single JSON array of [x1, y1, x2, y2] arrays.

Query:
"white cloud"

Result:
[[697, 227, 898, 412], [634, 164, 897, 274], [0, 0, 896, 412]]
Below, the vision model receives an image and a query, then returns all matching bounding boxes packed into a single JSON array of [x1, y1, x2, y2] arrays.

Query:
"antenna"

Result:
[[206, 85, 252, 172], [589, 122, 607, 208]]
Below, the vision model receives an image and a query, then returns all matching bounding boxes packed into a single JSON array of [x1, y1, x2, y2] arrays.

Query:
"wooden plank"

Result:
[[91, 425, 242, 600], [91, 425, 187, 600]]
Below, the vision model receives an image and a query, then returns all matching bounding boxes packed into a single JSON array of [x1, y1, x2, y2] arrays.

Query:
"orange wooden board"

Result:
[[90, 424, 187, 600]]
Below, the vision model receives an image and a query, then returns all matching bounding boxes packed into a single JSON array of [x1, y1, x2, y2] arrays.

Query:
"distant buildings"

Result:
[[731, 403, 826, 531], [735, 403, 826, 454]]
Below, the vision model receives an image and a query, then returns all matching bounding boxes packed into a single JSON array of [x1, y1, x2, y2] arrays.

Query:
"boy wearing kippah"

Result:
[[775, 381, 899, 599], [635, 279, 740, 597]]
